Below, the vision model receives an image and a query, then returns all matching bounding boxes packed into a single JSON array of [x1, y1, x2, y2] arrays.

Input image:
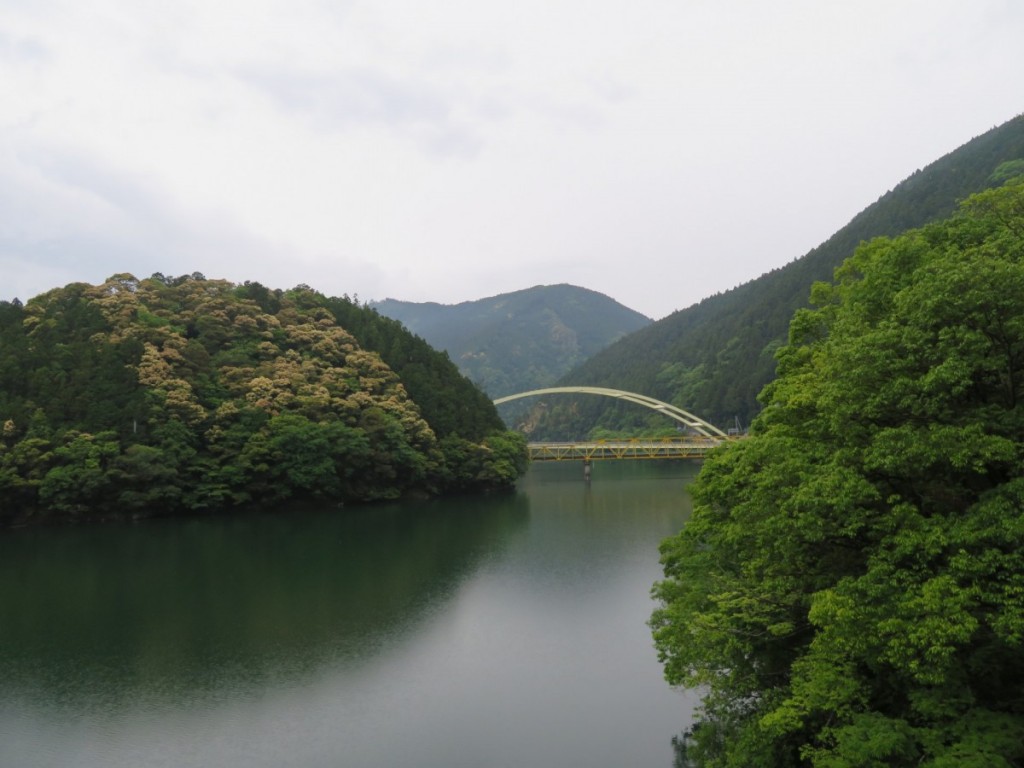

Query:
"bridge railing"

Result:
[[527, 437, 725, 461]]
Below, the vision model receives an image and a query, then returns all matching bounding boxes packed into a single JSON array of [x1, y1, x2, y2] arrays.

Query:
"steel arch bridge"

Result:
[[493, 387, 732, 461], [493, 386, 728, 438]]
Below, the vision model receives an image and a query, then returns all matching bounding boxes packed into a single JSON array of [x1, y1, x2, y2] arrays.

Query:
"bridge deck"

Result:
[[527, 437, 724, 461]]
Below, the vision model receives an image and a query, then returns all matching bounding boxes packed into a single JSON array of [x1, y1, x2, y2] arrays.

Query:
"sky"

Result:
[[1, 0, 1023, 320]]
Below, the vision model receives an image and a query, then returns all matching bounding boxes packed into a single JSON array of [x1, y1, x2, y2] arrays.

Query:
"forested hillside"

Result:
[[652, 177, 1024, 767], [538, 113, 1024, 436], [373, 284, 651, 397], [0, 274, 526, 525]]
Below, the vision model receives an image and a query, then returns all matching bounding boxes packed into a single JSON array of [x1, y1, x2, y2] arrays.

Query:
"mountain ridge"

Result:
[[536, 113, 1024, 436], [372, 283, 651, 397]]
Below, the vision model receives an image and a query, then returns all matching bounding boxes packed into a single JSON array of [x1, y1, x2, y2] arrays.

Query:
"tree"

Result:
[[651, 179, 1024, 767], [0, 273, 526, 523], [436, 431, 528, 491], [38, 431, 120, 516]]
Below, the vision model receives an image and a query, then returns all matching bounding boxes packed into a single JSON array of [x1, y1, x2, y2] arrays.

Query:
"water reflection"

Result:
[[0, 461, 700, 767], [0, 493, 529, 710]]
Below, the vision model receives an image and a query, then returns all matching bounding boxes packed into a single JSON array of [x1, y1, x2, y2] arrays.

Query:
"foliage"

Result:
[[373, 283, 651, 398], [0, 276, 526, 524], [437, 431, 529, 492], [321, 293, 504, 440], [650, 180, 1024, 767], [537, 113, 1024, 438]]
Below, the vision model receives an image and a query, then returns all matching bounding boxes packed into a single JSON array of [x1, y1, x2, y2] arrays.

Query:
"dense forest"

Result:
[[651, 179, 1024, 765], [532, 113, 1024, 438], [373, 283, 651, 397], [0, 274, 527, 525]]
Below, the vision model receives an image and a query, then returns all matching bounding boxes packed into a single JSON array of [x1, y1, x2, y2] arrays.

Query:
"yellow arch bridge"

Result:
[[493, 387, 737, 462]]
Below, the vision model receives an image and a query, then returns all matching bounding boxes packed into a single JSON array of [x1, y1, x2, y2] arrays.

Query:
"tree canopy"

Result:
[[0, 275, 526, 524], [651, 179, 1024, 766]]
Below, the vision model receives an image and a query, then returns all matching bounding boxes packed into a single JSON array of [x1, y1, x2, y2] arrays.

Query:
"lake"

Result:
[[0, 460, 699, 767]]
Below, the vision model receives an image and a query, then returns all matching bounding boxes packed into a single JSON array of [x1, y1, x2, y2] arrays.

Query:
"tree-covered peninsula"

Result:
[[651, 179, 1024, 765], [0, 274, 527, 525]]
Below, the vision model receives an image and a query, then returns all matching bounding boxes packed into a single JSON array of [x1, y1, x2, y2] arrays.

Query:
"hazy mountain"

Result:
[[372, 284, 651, 397], [537, 113, 1024, 436]]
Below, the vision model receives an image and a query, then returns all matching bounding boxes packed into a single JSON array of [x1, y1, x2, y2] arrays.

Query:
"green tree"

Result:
[[0, 435, 53, 521], [437, 431, 529, 491], [110, 444, 182, 512], [38, 431, 120, 516], [1, 273, 526, 523], [651, 180, 1024, 767], [238, 413, 373, 502], [476, 431, 529, 485]]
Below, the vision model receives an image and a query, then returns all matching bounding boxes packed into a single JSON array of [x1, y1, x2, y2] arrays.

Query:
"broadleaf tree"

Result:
[[651, 178, 1024, 767]]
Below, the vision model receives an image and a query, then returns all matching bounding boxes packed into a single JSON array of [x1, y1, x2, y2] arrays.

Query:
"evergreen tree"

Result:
[[0, 275, 525, 524]]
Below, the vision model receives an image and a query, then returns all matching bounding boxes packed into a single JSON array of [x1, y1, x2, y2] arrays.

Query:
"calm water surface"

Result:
[[0, 461, 699, 767]]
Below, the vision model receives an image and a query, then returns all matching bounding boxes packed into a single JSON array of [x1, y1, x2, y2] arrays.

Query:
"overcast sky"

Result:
[[2, 0, 1022, 319]]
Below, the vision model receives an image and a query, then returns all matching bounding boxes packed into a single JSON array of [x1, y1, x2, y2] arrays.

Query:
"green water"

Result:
[[0, 460, 699, 767]]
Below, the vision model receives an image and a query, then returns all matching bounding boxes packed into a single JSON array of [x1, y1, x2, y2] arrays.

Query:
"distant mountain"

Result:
[[372, 284, 651, 397], [537, 113, 1024, 437]]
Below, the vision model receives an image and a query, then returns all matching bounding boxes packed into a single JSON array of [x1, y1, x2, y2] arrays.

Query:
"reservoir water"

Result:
[[0, 460, 699, 767]]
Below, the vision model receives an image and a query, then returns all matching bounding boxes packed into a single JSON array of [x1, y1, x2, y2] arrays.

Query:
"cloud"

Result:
[[240, 67, 449, 127], [236, 65, 484, 159], [2, 0, 1024, 319], [0, 29, 47, 64], [0, 138, 315, 300]]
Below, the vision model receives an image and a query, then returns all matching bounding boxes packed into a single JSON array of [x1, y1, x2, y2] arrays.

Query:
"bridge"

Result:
[[525, 437, 719, 461], [493, 387, 735, 462]]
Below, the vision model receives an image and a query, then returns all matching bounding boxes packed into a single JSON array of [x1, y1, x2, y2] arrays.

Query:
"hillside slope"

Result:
[[0, 274, 525, 524], [543, 113, 1024, 435], [373, 283, 651, 397]]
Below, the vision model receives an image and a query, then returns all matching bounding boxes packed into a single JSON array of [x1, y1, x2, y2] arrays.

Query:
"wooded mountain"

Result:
[[536, 113, 1024, 437], [651, 174, 1024, 768], [0, 274, 526, 525], [371, 284, 651, 397]]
